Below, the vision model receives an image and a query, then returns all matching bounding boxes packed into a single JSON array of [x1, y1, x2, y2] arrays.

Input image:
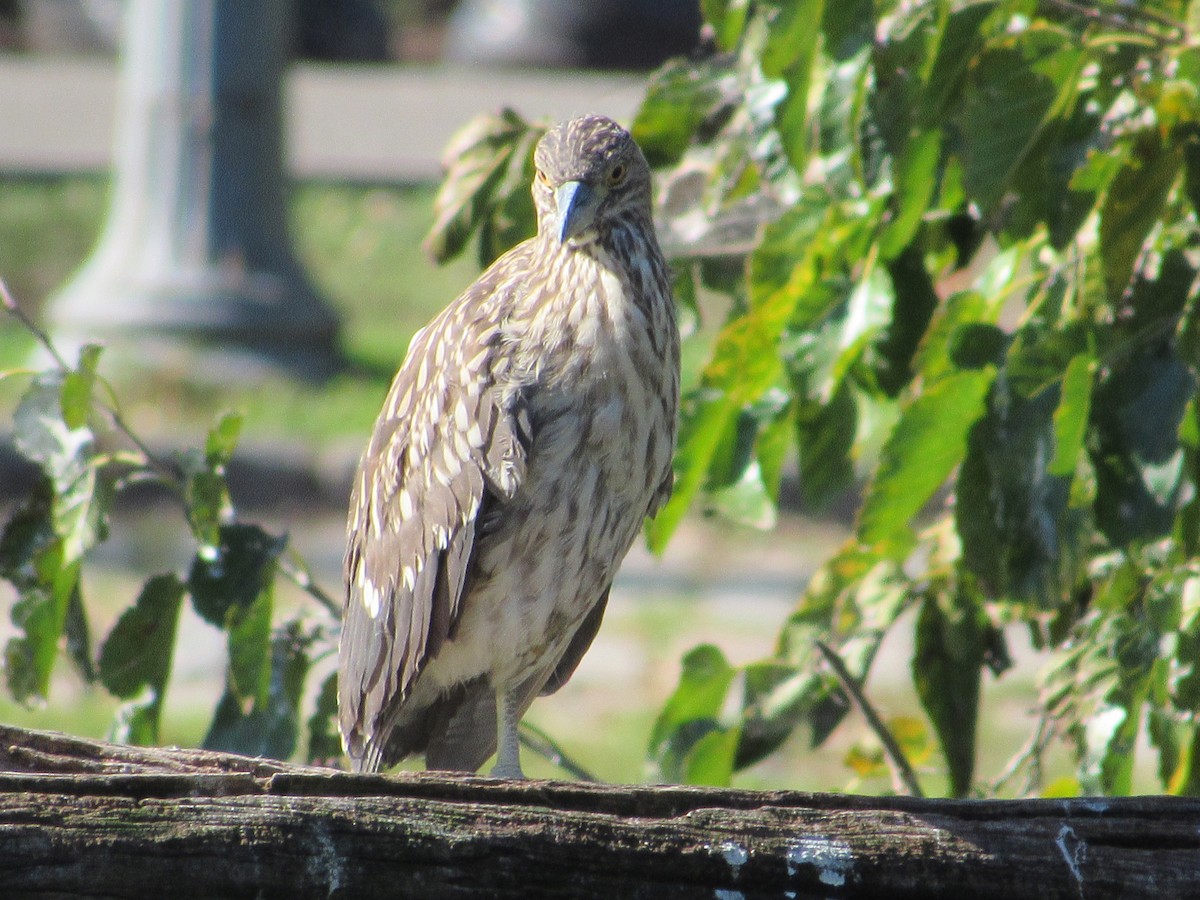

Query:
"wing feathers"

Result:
[[338, 272, 530, 771]]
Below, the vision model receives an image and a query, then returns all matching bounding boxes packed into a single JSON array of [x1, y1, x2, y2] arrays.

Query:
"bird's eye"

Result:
[[536, 170, 551, 187], [608, 163, 627, 185]]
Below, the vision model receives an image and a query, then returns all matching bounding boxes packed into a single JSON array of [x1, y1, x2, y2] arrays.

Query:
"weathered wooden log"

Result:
[[1, 724, 1197, 899]]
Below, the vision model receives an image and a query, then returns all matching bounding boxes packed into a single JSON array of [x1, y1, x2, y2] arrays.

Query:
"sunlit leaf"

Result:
[[632, 56, 737, 168], [59, 343, 102, 431], [859, 369, 993, 556], [879, 130, 941, 260], [772, 0, 824, 173], [646, 391, 738, 554], [796, 379, 857, 509], [1048, 353, 1094, 478], [423, 109, 538, 264], [648, 644, 737, 783], [205, 411, 244, 467], [702, 0, 749, 52]]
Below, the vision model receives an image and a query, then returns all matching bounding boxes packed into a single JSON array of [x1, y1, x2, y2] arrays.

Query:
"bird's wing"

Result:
[[338, 272, 530, 771], [539, 587, 610, 697]]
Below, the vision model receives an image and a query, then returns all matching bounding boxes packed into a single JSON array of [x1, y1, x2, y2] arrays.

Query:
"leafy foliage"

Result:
[[0, 295, 339, 761], [426, 0, 1200, 796], [6, 0, 1200, 797]]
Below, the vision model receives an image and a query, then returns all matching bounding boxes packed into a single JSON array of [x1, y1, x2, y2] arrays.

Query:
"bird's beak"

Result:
[[555, 180, 601, 243]]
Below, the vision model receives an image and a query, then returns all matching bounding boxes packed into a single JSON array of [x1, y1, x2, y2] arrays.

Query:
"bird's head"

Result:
[[532, 115, 652, 247]]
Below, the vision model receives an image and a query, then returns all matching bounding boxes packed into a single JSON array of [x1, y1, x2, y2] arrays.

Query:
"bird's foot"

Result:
[[489, 760, 526, 780]]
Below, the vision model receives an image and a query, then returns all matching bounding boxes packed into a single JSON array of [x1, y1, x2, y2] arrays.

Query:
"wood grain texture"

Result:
[[1, 725, 1196, 899]]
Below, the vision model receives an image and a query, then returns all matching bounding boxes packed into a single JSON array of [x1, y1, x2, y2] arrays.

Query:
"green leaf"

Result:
[[648, 644, 738, 783], [701, 0, 748, 51], [188, 523, 286, 627], [872, 243, 940, 396], [12, 372, 107, 563], [205, 411, 243, 467], [14, 374, 91, 479], [914, 292, 994, 382], [646, 391, 738, 553], [1083, 702, 1139, 795], [59, 343, 102, 431], [1092, 348, 1194, 545], [98, 574, 185, 744], [822, 0, 873, 61], [858, 368, 993, 556], [477, 123, 541, 267], [736, 661, 821, 768], [98, 574, 184, 699], [306, 669, 343, 764], [5, 585, 63, 705], [957, 366, 1082, 605], [879, 130, 941, 260], [796, 379, 857, 509], [921, 2, 994, 122], [422, 109, 537, 264], [952, 35, 1082, 211], [632, 55, 735, 168], [63, 584, 95, 683], [110, 696, 165, 746], [772, 0, 825, 173], [912, 591, 985, 797], [761, 0, 817, 78], [1048, 353, 1094, 477], [204, 621, 313, 761], [1099, 131, 1183, 303], [226, 586, 273, 706], [709, 461, 776, 530], [683, 726, 741, 787], [0, 483, 81, 705]]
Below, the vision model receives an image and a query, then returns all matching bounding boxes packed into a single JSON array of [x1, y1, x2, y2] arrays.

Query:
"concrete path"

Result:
[[0, 55, 643, 182]]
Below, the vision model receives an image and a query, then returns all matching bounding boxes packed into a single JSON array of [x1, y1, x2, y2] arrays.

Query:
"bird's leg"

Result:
[[490, 687, 525, 779]]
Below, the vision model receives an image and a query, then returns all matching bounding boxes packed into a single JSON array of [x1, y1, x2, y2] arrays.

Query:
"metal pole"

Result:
[[47, 0, 340, 376]]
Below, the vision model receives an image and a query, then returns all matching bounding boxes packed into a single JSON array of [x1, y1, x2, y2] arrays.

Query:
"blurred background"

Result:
[[0, 0, 1054, 789]]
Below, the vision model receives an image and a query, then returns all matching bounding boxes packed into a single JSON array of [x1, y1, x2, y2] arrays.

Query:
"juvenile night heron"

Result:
[[338, 115, 680, 777]]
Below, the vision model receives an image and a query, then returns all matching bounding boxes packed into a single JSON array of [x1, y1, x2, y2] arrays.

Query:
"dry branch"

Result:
[[0, 725, 1197, 899]]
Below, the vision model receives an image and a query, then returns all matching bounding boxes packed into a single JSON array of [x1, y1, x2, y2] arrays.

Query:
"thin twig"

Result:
[[990, 716, 1053, 798], [814, 640, 925, 798], [519, 721, 599, 782], [1, 277, 70, 369], [1, 277, 179, 481], [1040, 0, 1184, 44], [279, 551, 342, 619]]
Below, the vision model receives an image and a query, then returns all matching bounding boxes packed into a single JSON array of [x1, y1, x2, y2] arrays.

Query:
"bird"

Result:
[[338, 114, 680, 778]]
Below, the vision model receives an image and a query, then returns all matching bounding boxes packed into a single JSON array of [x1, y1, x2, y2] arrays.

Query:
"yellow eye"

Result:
[[537, 169, 551, 187], [608, 163, 627, 185]]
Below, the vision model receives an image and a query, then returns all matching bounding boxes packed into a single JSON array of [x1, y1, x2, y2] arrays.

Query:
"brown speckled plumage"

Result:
[[338, 115, 679, 777]]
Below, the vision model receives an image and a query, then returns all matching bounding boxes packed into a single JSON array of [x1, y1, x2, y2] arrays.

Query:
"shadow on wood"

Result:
[[1, 724, 1196, 899]]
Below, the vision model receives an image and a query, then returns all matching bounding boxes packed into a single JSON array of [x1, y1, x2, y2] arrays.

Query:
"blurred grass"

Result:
[[0, 174, 717, 446], [0, 175, 480, 445]]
